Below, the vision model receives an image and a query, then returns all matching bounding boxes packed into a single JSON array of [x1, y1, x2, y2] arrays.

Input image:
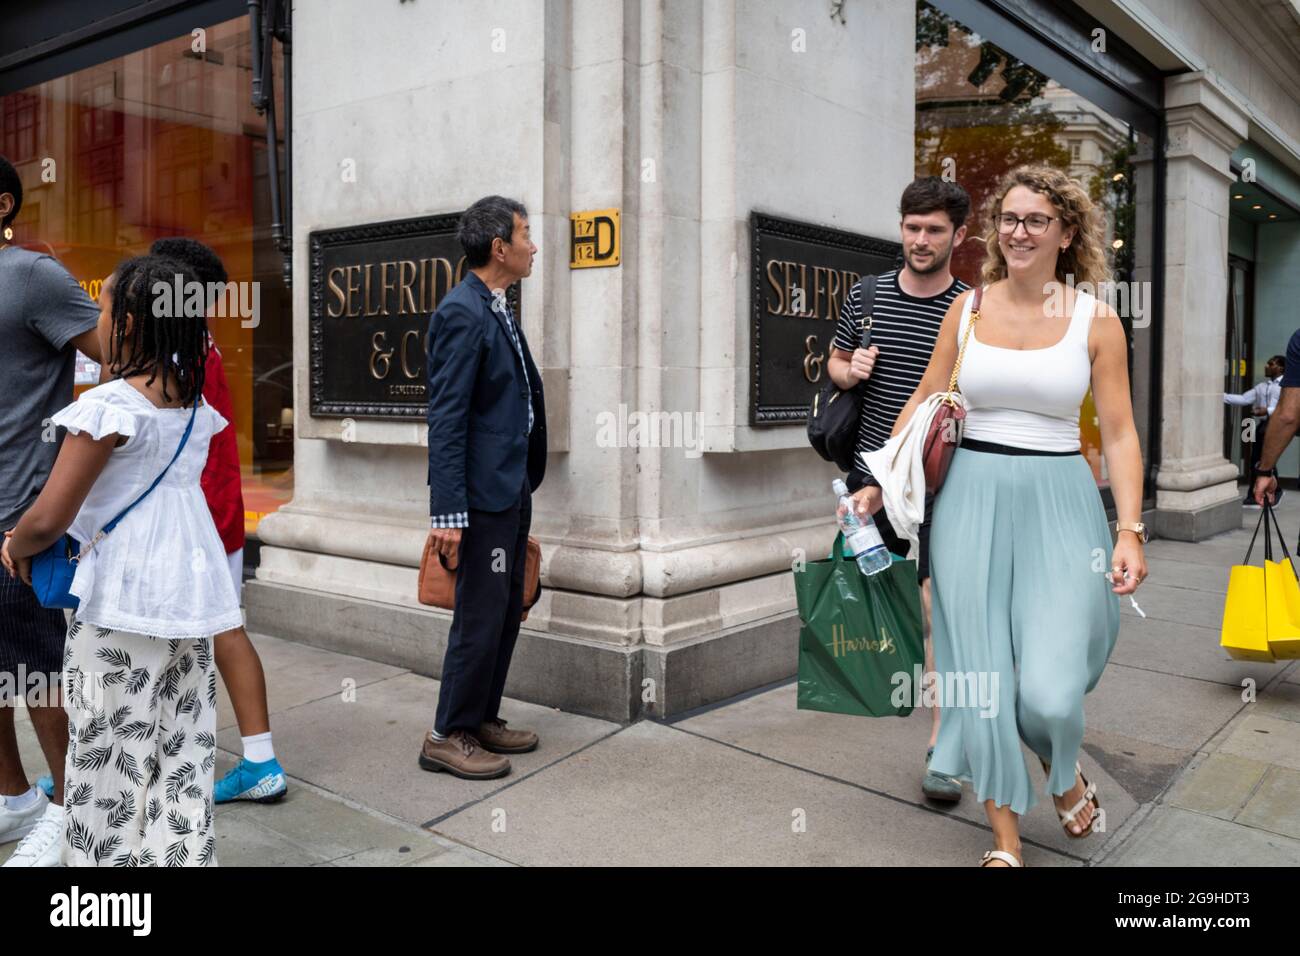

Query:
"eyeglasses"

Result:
[[995, 213, 1058, 236]]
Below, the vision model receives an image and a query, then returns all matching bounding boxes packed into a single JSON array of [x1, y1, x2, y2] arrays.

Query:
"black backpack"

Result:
[[807, 274, 877, 472]]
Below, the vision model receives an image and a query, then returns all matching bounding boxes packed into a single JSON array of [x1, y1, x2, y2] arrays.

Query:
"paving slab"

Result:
[[212, 805, 331, 866], [673, 681, 1130, 858], [407, 848, 513, 866], [1106, 616, 1277, 687], [1117, 580, 1230, 630], [1101, 805, 1300, 866], [1142, 537, 1261, 571], [216, 670, 620, 827], [1165, 751, 1270, 820], [1139, 556, 1231, 594], [215, 632, 407, 733], [1235, 765, 1300, 841], [1083, 663, 1245, 752], [1216, 713, 1300, 772], [1252, 678, 1300, 724], [431, 720, 1079, 867], [1080, 728, 1192, 805], [211, 750, 494, 867]]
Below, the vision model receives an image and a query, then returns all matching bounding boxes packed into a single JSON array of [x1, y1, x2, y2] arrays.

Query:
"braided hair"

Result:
[[106, 255, 209, 405]]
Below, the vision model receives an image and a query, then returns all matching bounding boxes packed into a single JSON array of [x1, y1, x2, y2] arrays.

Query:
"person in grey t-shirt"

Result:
[[0, 153, 102, 862], [0, 252, 103, 531]]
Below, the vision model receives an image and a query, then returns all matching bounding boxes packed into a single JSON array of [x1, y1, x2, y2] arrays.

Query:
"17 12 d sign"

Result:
[[309, 213, 520, 418], [750, 212, 900, 424]]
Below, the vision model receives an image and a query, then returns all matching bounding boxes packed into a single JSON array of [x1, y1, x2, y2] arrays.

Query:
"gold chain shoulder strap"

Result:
[[945, 286, 982, 396]]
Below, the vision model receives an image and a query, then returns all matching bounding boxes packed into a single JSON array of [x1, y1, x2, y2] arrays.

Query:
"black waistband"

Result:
[[960, 438, 1080, 457]]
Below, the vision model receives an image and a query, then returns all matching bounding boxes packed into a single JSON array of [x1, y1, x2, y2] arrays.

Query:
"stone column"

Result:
[[1129, 135, 1156, 488], [1153, 72, 1248, 540]]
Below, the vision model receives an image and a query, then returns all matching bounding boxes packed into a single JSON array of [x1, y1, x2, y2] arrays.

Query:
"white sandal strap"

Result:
[[1059, 778, 1099, 827], [981, 849, 1022, 867]]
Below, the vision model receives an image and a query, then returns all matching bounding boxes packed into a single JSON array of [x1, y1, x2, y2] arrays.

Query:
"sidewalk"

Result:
[[3, 491, 1298, 866]]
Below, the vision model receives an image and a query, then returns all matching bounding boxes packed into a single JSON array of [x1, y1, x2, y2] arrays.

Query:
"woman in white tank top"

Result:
[[890, 166, 1148, 867]]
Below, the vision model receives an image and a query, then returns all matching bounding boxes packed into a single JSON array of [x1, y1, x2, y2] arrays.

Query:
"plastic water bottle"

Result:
[[832, 478, 892, 576]]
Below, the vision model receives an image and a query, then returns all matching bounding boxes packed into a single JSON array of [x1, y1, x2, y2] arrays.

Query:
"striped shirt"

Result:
[[831, 270, 968, 482]]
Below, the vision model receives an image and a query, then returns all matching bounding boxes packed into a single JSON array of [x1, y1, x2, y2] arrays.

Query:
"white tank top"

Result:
[[956, 287, 1095, 452]]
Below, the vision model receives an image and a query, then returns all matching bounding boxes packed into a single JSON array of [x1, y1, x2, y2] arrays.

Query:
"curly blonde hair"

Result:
[[980, 165, 1111, 288]]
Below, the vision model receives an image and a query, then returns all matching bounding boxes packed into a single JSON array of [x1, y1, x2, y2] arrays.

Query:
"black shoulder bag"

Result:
[[807, 274, 877, 473]]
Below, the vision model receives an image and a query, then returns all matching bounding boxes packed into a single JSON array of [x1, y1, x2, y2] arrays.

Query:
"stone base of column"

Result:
[[1153, 493, 1242, 541], [1153, 457, 1241, 541], [243, 576, 799, 723]]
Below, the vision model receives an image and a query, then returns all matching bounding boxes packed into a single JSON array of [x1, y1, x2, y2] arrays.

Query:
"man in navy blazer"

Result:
[[419, 196, 547, 780]]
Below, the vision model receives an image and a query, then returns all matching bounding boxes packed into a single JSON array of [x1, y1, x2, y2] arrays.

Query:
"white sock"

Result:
[[430, 729, 447, 741], [0, 786, 41, 811], [242, 732, 275, 764]]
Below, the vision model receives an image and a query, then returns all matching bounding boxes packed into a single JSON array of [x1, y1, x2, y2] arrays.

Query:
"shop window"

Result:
[[915, 1, 1155, 492], [1, 17, 294, 539]]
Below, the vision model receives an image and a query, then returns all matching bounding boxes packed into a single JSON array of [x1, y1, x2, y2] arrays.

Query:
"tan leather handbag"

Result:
[[418, 532, 543, 622], [923, 285, 981, 493]]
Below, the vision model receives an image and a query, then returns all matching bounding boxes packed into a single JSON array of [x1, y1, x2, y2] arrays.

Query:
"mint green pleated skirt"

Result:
[[927, 445, 1121, 816]]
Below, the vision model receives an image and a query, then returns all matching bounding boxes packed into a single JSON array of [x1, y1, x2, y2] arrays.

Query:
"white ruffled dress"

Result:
[[50, 379, 244, 639]]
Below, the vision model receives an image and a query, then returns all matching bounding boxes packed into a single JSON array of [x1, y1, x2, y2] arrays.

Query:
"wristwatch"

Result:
[[1115, 521, 1148, 544], [1254, 466, 1277, 477]]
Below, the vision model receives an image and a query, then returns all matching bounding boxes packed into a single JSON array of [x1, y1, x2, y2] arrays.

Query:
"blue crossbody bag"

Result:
[[29, 402, 197, 610]]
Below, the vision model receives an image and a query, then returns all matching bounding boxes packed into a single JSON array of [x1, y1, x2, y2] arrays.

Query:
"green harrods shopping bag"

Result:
[[794, 533, 925, 718]]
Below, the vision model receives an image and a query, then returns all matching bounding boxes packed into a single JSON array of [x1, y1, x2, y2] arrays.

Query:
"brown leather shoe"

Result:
[[476, 718, 538, 754], [418, 730, 510, 779]]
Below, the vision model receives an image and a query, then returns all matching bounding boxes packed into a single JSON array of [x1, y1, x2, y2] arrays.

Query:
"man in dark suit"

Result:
[[419, 195, 546, 780]]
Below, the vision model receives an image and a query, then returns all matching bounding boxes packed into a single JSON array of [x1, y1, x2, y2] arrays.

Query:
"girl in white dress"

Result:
[[2, 254, 241, 866]]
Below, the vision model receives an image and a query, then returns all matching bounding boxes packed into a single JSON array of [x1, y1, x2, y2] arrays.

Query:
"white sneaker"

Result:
[[3, 802, 64, 866], [0, 788, 48, 845]]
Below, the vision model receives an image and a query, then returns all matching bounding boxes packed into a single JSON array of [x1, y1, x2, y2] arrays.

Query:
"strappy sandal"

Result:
[[1040, 757, 1100, 838], [980, 849, 1023, 867]]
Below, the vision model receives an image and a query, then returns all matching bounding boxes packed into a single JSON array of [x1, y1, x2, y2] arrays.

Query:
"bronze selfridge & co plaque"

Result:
[[750, 212, 900, 425], [309, 213, 520, 418]]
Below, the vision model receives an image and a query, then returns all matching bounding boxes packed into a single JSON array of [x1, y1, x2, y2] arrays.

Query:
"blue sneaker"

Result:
[[35, 775, 54, 799], [214, 757, 288, 804]]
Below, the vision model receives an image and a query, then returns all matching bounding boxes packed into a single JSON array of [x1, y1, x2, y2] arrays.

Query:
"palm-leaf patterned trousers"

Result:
[[61, 621, 218, 866]]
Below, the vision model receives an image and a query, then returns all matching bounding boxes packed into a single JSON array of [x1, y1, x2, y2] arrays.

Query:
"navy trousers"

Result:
[[434, 478, 532, 735]]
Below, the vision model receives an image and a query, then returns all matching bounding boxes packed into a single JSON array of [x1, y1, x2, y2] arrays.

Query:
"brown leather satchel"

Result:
[[417, 532, 543, 621], [922, 285, 981, 494]]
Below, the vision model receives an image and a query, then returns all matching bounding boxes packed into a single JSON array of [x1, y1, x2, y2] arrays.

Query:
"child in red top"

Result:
[[150, 239, 287, 804], [201, 342, 245, 558]]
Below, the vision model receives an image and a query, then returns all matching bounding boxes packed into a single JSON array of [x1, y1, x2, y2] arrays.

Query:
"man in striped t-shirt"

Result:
[[827, 176, 970, 803]]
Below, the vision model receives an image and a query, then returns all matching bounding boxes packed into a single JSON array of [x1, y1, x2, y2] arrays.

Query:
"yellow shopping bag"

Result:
[[1221, 562, 1272, 662], [1263, 505, 1300, 660], [1222, 503, 1300, 662]]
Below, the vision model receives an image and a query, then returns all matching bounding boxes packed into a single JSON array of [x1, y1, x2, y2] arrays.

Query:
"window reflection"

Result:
[[2, 18, 293, 534], [915, 1, 1153, 490]]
